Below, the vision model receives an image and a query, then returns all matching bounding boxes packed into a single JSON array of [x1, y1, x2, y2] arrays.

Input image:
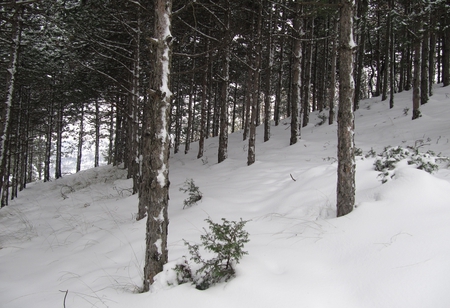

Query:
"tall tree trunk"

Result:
[[197, 47, 209, 159], [0, 4, 22, 199], [76, 104, 85, 173], [218, 1, 231, 164], [94, 100, 100, 168], [141, 0, 172, 292], [248, 1, 263, 166], [443, 6, 450, 87], [354, 0, 368, 110], [290, 2, 302, 145], [421, 20, 429, 105], [389, 21, 395, 109], [412, 39, 422, 119], [108, 103, 114, 165], [264, 0, 273, 142], [55, 100, 63, 179], [184, 40, 196, 155], [382, 5, 391, 102], [329, 16, 338, 125], [336, 0, 355, 217], [274, 1, 285, 126], [374, 9, 382, 97], [429, 18, 436, 97], [302, 18, 314, 127]]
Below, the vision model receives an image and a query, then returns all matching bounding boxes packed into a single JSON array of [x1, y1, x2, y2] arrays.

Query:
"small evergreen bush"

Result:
[[174, 218, 250, 290], [373, 146, 448, 183], [179, 179, 202, 209]]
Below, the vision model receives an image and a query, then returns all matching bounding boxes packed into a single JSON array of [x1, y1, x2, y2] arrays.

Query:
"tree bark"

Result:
[[248, 2, 262, 166], [354, 0, 368, 110], [141, 0, 172, 292], [412, 39, 422, 119], [329, 16, 338, 125], [0, 3, 22, 198], [76, 104, 84, 173], [336, 0, 355, 217], [218, 0, 231, 164], [290, 2, 302, 146]]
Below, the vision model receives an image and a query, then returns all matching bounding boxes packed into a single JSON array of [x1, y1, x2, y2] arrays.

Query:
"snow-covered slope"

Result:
[[1, 85, 450, 308]]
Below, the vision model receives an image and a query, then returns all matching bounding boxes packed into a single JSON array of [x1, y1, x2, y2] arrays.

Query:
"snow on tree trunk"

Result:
[[141, 0, 172, 292], [336, 0, 356, 217], [0, 4, 22, 200], [248, 3, 262, 166], [290, 3, 302, 146], [218, 1, 230, 164]]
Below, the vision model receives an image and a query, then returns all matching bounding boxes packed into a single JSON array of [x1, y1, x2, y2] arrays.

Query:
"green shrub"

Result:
[[175, 218, 250, 290], [373, 146, 448, 183], [179, 179, 202, 209]]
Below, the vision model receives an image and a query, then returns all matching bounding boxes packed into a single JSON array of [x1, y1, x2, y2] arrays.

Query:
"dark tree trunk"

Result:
[[290, 2, 302, 145], [55, 100, 63, 179], [197, 47, 209, 159], [443, 10, 450, 86], [329, 16, 338, 125], [421, 22, 429, 105], [141, 0, 172, 292], [218, 1, 231, 164], [336, 0, 355, 217], [263, 0, 273, 143], [94, 100, 100, 168], [76, 104, 84, 173], [302, 18, 313, 128], [248, 2, 262, 166], [354, 0, 368, 110], [382, 5, 391, 102], [0, 4, 22, 198], [412, 38, 422, 119]]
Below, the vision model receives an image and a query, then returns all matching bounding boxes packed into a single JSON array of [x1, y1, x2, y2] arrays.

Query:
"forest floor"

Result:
[[2, 85, 450, 307]]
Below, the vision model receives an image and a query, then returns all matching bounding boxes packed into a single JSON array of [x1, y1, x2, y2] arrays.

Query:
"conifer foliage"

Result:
[[175, 218, 250, 290]]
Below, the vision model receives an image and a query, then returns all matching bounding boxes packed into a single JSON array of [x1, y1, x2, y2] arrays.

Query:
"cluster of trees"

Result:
[[1, 0, 449, 289]]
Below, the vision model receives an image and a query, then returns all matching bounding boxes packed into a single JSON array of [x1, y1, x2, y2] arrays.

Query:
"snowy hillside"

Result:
[[1, 85, 450, 308]]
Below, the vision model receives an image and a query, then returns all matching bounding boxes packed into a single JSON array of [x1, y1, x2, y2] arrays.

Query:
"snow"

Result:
[[2, 85, 450, 307]]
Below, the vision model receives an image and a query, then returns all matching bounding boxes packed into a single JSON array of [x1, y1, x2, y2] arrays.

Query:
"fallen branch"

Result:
[[59, 290, 68, 308], [290, 173, 297, 181]]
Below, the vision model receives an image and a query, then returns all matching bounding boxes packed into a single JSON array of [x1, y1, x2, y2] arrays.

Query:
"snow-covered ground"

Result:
[[1, 86, 450, 308]]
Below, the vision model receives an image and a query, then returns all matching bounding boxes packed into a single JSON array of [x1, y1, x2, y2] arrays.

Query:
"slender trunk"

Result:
[[218, 2, 230, 163], [141, 0, 172, 291], [108, 103, 114, 165], [248, 2, 262, 166], [329, 17, 338, 125], [185, 43, 196, 155], [421, 22, 429, 105], [443, 9, 450, 87], [197, 48, 209, 159], [382, 6, 391, 102], [94, 100, 100, 167], [243, 61, 253, 141], [389, 22, 395, 109], [412, 39, 422, 119], [374, 9, 382, 97], [76, 104, 85, 173], [55, 100, 63, 179], [354, 0, 368, 110], [302, 18, 314, 127], [274, 2, 285, 126], [231, 82, 237, 133], [290, 3, 302, 145], [429, 22, 436, 96], [336, 0, 355, 217], [0, 4, 22, 198]]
